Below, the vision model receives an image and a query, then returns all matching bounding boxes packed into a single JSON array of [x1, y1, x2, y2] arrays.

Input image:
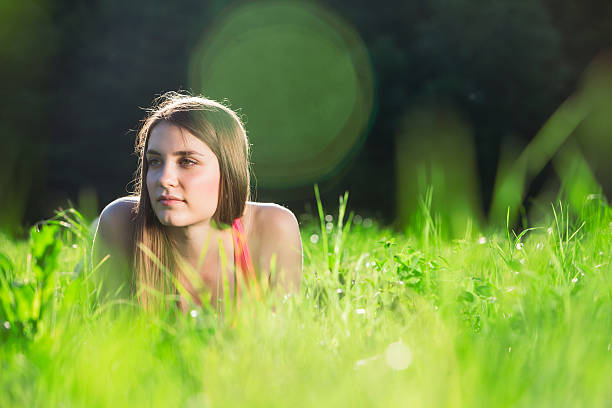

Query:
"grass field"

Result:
[[1, 194, 611, 407]]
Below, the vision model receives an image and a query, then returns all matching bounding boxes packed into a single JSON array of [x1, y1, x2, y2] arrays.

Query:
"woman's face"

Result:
[[146, 121, 221, 228]]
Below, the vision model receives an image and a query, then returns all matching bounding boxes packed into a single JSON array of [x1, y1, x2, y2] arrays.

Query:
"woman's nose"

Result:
[[159, 163, 178, 188]]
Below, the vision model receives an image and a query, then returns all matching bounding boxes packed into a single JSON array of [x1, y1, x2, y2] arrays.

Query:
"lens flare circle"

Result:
[[190, 1, 374, 187]]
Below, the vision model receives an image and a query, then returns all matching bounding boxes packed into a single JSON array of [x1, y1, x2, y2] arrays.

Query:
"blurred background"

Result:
[[1, 0, 611, 236]]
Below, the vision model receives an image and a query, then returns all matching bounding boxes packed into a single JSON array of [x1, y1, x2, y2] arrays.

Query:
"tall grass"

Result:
[[1, 192, 610, 407]]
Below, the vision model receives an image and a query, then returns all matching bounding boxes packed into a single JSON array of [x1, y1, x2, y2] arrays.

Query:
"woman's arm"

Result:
[[254, 205, 303, 294], [92, 197, 137, 302]]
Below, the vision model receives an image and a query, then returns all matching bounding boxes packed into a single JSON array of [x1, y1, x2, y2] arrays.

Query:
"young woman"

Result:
[[92, 92, 302, 311]]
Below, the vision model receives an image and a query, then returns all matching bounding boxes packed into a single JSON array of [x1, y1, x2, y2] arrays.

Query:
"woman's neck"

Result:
[[166, 222, 226, 265]]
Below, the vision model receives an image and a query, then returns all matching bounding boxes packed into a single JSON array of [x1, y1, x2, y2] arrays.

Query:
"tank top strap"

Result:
[[231, 218, 261, 300]]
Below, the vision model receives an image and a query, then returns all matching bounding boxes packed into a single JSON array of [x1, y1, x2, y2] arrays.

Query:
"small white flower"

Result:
[[571, 277, 578, 283], [516, 242, 524, 250], [478, 236, 487, 244], [3, 321, 10, 330], [325, 214, 333, 222], [536, 242, 544, 250], [356, 308, 366, 315], [310, 234, 319, 244], [190, 309, 198, 318]]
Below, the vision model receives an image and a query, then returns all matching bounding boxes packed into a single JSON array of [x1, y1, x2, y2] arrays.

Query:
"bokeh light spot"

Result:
[[385, 339, 413, 371], [189, 1, 374, 187]]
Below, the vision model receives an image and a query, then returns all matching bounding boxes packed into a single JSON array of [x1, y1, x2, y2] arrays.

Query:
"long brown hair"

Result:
[[131, 91, 250, 309]]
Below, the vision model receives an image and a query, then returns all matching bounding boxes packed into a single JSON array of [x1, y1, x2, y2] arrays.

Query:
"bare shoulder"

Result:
[[246, 202, 300, 237], [98, 196, 138, 229], [95, 196, 139, 255], [244, 202, 302, 292], [93, 197, 138, 299]]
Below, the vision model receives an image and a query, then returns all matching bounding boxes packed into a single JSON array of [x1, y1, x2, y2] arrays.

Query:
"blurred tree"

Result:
[[328, 0, 567, 222], [3, 0, 612, 229], [543, 0, 612, 81], [0, 0, 60, 234]]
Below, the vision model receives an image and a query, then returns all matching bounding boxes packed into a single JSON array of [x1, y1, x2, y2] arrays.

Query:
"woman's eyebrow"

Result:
[[175, 150, 205, 157], [145, 149, 204, 157]]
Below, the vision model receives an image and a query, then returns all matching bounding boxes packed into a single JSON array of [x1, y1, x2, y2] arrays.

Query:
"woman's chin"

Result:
[[156, 214, 185, 227], [156, 215, 211, 228], [154, 209, 215, 228]]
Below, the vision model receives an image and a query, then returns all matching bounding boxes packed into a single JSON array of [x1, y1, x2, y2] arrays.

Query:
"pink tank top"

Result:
[[231, 218, 261, 300]]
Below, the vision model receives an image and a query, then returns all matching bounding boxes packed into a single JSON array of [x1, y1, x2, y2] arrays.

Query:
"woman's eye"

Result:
[[180, 158, 198, 167], [147, 158, 161, 166]]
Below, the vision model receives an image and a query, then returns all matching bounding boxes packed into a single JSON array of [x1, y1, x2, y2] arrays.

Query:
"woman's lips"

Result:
[[158, 196, 185, 206]]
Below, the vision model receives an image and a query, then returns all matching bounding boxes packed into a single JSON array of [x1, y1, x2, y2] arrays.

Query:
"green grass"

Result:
[[1, 195, 611, 407]]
